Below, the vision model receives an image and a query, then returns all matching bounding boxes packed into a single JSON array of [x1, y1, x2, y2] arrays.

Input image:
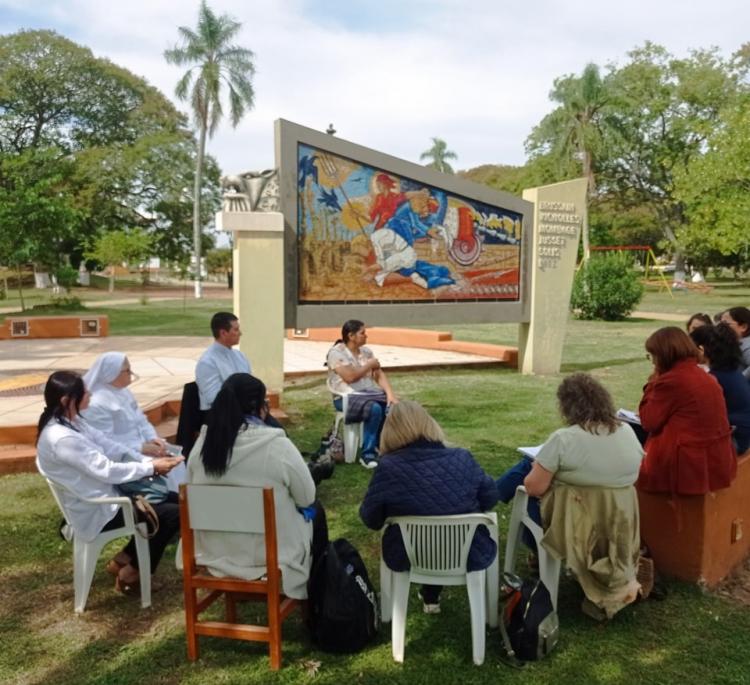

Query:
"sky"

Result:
[[1, 0, 748, 176]]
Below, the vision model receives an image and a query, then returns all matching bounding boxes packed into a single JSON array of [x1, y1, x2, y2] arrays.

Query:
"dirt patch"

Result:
[[714, 555, 750, 605]]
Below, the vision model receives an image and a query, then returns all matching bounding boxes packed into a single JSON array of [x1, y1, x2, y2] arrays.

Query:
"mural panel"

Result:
[[297, 143, 522, 304]]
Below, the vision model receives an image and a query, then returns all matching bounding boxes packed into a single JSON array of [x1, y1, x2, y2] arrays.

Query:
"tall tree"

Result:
[[0, 30, 217, 270], [674, 93, 750, 270], [599, 43, 740, 270], [420, 137, 458, 174], [526, 63, 608, 259], [0, 148, 79, 308], [165, 1, 256, 298]]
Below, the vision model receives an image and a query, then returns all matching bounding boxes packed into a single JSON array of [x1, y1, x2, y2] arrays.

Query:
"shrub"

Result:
[[32, 296, 83, 312], [571, 254, 644, 320], [54, 265, 78, 293]]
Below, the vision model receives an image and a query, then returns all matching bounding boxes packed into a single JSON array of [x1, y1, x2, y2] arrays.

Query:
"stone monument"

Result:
[[215, 170, 284, 394], [518, 178, 587, 375]]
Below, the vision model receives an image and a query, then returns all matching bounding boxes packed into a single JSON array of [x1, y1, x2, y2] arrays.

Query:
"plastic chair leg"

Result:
[[486, 524, 500, 628], [133, 526, 152, 609], [73, 538, 103, 613], [466, 571, 486, 666], [390, 572, 411, 663], [380, 558, 393, 623], [540, 554, 561, 610], [486, 555, 499, 628], [504, 490, 528, 575], [343, 423, 361, 463]]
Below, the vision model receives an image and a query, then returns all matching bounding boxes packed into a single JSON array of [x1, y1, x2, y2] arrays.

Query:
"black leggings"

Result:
[[101, 493, 180, 574]]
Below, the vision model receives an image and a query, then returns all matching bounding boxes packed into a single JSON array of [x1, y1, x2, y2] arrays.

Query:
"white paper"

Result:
[[517, 444, 544, 459], [616, 408, 641, 425]]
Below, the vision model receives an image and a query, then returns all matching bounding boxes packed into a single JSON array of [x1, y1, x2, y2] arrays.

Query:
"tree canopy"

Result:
[[520, 42, 750, 271], [0, 29, 219, 277]]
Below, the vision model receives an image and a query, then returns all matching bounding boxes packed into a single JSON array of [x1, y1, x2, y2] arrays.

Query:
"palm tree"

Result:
[[165, 1, 255, 298], [527, 63, 607, 260], [420, 137, 458, 174]]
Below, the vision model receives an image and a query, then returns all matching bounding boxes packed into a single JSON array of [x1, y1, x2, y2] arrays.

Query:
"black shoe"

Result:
[[649, 580, 668, 601]]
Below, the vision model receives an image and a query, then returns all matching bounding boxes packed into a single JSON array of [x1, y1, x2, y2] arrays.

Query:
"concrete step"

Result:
[[0, 444, 37, 476], [0, 402, 289, 477]]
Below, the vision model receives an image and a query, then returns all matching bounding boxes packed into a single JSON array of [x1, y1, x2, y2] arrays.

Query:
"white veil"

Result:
[[83, 352, 126, 393]]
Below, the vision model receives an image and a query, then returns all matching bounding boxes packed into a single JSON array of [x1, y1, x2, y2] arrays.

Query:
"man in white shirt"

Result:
[[195, 312, 250, 411]]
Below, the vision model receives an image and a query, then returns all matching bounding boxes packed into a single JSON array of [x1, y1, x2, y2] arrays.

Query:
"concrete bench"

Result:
[[0, 315, 108, 340], [638, 453, 750, 587]]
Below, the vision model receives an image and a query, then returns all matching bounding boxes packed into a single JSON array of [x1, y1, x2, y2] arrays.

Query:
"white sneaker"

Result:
[[359, 457, 378, 469], [418, 589, 441, 614]]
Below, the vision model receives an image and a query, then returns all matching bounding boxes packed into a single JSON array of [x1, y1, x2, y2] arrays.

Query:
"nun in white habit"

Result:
[[81, 351, 186, 490]]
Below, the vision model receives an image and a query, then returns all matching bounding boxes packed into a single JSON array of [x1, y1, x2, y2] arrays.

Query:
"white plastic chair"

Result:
[[43, 477, 151, 613], [326, 379, 364, 463], [503, 485, 561, 609], [379, 512, 500, 665]]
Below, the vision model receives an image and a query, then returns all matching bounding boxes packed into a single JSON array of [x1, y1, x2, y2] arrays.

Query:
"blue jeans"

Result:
[[333, 398, 384, 461], [496, 457, 541, 552]]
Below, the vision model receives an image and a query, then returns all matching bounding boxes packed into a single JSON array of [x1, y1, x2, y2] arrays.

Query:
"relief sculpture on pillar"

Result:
[[221, 169, 280, 212]]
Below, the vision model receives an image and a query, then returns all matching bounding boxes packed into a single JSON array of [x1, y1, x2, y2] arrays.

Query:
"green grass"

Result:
[[4, 336, 750, 683], [637, 283, 749, 317], [2, 282, 749, 682]]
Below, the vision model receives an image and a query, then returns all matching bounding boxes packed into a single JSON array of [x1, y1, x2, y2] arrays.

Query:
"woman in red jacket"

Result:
[[638, 326, 737, 494]]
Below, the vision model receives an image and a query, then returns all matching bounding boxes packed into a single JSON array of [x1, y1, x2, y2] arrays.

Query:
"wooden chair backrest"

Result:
[[179, 484, 279, 585]]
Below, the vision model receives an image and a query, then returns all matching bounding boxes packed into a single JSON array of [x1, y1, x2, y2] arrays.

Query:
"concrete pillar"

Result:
[[216, 210, 285, 394], [519, 178, 587, 375]]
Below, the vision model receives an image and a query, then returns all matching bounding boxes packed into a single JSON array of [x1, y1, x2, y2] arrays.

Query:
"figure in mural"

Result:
[[369, 173, 406, 229], [296, 144, 522, 303]]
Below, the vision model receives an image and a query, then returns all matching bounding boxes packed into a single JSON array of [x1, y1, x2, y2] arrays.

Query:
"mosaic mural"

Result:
[[296, 143, 523, 304]]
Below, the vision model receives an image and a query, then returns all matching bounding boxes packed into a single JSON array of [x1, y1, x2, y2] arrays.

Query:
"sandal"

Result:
[[105, 551, 133, 577], [114, 564, 141, 596], [114, 575, 141, 596]]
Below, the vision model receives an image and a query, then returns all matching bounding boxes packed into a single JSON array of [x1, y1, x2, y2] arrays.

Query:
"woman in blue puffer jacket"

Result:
[[359, 400, 498, 613]]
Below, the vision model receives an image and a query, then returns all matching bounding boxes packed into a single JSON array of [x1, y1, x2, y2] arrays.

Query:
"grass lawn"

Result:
[[3, 311, 750, 684], [0, 276, 747, 338]]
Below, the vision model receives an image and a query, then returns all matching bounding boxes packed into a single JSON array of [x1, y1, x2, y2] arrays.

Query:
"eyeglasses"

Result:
[[645, 353, 653, 362]]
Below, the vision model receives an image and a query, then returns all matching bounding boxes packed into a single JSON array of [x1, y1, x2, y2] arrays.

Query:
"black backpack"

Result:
[[500, 572, 559, 663], [307, 538, 379, 653]]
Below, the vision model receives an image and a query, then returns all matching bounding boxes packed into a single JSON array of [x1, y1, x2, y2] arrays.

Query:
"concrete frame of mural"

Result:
[[216, 120, 586, 393], [276, 119, 533, 329]]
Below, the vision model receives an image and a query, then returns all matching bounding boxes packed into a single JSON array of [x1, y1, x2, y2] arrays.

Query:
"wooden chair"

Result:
[[178, 483, 303, 670]]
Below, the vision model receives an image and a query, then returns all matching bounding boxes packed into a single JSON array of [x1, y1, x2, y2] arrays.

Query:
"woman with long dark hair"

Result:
[[186, 373, 325, 599], [36, 371, 183, 593], [326, 319, 397, 468], [690, 323, 750, 454], [721, 307, 750, 377], [638, 327, 736, 494]]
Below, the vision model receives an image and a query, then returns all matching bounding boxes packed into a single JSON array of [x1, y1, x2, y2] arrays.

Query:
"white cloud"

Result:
[[1, 0, 748, 173]]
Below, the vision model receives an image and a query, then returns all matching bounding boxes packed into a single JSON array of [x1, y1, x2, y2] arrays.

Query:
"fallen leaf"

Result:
[[299, 658, 322, 677]]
